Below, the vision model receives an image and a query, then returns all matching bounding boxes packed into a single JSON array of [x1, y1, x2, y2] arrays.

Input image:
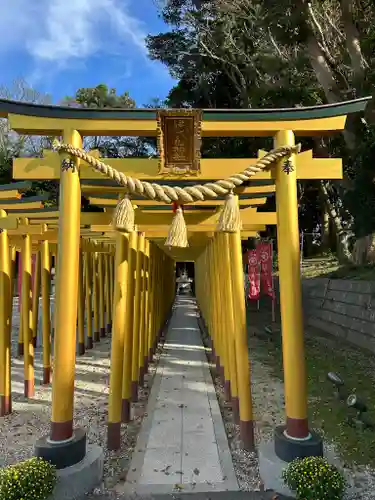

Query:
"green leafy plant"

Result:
[[282, 456, 346, 500], [0, 457, 57, 500]]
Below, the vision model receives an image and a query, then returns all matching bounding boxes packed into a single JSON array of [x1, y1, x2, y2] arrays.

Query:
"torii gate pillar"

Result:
[[273, 130, 323, 461]]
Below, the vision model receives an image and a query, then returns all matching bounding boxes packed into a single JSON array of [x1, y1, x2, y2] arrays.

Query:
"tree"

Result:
[[216, 0, 375, 255], [0, 79, 54, 199], [62, 84, 150, 158], [64, 83, 136, 109], [147, 0, 375, 261]]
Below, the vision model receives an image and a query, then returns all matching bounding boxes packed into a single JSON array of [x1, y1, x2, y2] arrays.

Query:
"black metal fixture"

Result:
[[346, 394, 374, 430], [327, 372, 347, 401], [327, 372, 374, 431]]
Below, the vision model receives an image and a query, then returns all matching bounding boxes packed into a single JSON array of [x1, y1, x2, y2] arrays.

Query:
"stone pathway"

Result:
[[119, 296, 239, 496], [87, 492, 292, 500]]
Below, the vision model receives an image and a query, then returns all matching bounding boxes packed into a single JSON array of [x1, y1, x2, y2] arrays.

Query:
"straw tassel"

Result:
[[217, 191, 242, 232], [112, 194, 135, 233], [165, 204, 188, 248]]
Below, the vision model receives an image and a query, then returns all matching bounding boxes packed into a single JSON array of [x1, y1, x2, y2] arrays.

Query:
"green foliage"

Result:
[[251, 306, 375, 467], [0, 150, 12, 184], [147, 0, 375, 250], [62, 83, 152, 160], [345, 125, 375, 237], [282, 456, 346, 500], [0, 81, 53, 194], [62, 83, 154, 209], [0, 457, 57, 500], [63, 83, 136, 109]]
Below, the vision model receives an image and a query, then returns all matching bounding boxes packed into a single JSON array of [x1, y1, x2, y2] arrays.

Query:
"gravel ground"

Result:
[[1, 298, 163, 498], [207, 348, 283, 492], [4, 296, 375, 500], [248, 308, 375, 500], [203, 304, 375, 500], [211, 349, 375, 500]]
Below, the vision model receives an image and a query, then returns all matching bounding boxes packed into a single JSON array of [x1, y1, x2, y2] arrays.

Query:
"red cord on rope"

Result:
[[172, 202, 184, 213]]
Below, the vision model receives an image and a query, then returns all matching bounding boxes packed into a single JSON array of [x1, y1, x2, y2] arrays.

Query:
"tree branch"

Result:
[[307, 2, 336, 64], [339, 0, 368, 85], [267, 27, 285, 60]]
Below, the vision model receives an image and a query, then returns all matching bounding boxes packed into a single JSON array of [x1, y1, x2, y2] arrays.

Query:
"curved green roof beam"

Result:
[[0, 97, 371, 122]]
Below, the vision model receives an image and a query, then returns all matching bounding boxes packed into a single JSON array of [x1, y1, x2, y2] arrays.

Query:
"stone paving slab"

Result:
[[147, 493, 292, 500], [120, 297, 238, 496], [85, 491, 293, 500]]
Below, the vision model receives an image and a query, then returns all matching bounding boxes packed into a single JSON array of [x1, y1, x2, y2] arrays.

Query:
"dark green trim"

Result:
[[91, 203, 263, 211], [0, 181, 32, 192], [137, 205, 215, 212], [0, 194, 49, 205], [85, 192, 146, 200], [0, 99, 156, 120], [203, 97, 371, 121], [8, 207, 57, 214], [83, 179, 226, 188], [246, 180, 275, 186], [81, 179, 274, 190], [86, 191, 272, 201], [0, 97, 370, 122], [91, 195, 272, 211]]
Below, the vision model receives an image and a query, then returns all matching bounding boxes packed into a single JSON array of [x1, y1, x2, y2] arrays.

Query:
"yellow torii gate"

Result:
[[0, 97, 370, 473], [0, 205, 118, 397]]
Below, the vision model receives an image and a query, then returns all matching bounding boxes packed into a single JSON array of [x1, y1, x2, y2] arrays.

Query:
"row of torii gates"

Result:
[[0, 97, 370, 469]]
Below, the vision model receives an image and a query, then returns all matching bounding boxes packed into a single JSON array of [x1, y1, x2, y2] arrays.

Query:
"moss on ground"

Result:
[[250, 315, 375, 468], [300, 255, 375, 280]]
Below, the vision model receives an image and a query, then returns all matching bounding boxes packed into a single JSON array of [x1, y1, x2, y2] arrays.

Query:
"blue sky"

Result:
[[0, 0, 176, 106]]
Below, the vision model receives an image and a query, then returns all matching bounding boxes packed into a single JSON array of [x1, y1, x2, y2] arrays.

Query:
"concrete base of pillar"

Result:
[[49, 444, 104, 500], [259, 438, 349, 499], [258, 441, 296, 498], [274, 425, 323, 462], [35, 427, 86, 469]]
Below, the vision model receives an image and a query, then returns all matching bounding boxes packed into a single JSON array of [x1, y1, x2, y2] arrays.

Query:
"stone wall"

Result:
[[302, 278, 375, 352]]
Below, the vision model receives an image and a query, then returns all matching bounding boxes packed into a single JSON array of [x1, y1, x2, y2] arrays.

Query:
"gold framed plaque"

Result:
[[156, 109, 202, 175]]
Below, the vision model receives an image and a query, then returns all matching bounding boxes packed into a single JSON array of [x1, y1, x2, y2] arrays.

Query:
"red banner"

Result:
[[257, 242, 274, 298], [247, 250, 260, 300]]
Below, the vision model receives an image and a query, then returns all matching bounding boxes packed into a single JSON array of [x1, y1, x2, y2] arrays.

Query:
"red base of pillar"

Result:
[[24, 379, 35, 398], [144, 355, 149, 374], [17, 343, 24, 357], [42, 367, 51, 385], [121, 399, 131, 423], [87, 337, 93, 349], [0, 395, 11, 416], [219, 365, 225, 384], [78, 342, 85, 356], [232, 396, 240, 424], [224, 380, 231, 402], [139, 366, 145, 387], [131, 381, 138, 403], [215, 355, 221, 374], [286, 416, 309, 439], [50, 419, 73, 441], [240, 419, 255, 452], [107, 422, 121, 451]]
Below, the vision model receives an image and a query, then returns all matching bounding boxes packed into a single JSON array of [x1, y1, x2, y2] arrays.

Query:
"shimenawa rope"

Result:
[[52, 139, 300, 246]]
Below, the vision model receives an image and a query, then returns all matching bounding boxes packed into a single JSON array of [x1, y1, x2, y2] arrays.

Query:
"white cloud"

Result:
[[0, 0, 147, 64]]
